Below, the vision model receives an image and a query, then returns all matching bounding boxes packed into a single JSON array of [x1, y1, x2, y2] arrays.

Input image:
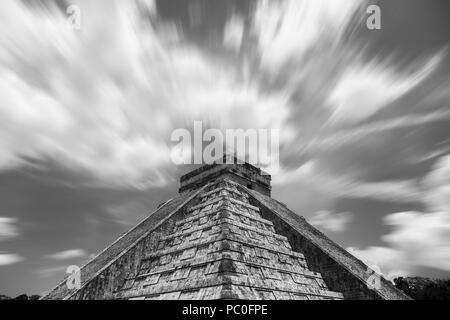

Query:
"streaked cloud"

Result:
[[0, 253, 24, 266], [304, 109, 450, 153], [350, 155, 450, 276], [45, 249, 86, 260], [0, 0, 171, 188], [253, 0, 366, 70], [0, 0, 295, 188], [349, 210, 450, 278], [223, 13, 244, 52], [347, 246, 407, 280], [273, 161, 421, 203], [0, 217, 19, 241], [36, 265, 68, 278], [383, 211, 450, 270], [327, 55, 442, 124], [424, 155, 450, 213], [309, 210, 353, 232], [0, 0, 449, 296], [105, 200, 151, 226]]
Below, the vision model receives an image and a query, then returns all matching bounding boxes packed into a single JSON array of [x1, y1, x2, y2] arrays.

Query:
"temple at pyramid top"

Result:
[[42, 159, 411, 300], [179, 155, 272, 196]]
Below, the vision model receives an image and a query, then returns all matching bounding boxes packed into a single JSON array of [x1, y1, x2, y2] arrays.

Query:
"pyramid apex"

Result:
[[179, 155, 272, 196]]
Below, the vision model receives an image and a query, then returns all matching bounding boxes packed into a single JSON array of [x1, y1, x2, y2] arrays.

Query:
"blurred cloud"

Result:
[[424, 155, 450, 213], [0, 0, 450, 295], [252, 0, 366, 70], [0, 0, 444, 192], [0, 217, 19, 241], [223, 13, 244, 52], [304, 109, 450, 153], [0, 0, 295, 187], [348, 246, 407, 280], [105, 200, 153, 226], [0, 253, 24, 266], [350, 155, 450, 276], [0, 0, 445, 190], [45, 249, 86, 260], [36, 265, 68, 278], [273, 161, 421, 203], [383, 211, 450, 269], [309, 210, 353, 232], [0, 0, 171, 188], [327, 55, 442, 124]]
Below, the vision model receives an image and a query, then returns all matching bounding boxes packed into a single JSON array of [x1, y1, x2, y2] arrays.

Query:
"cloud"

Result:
[[223, 14, 244, 52], [272, 161, 316, 185], [309, 210, 353, 232], [0, 0, 443, 192], [348, 211, 450, 278], [347, 246, 408, 280], [273, 161, 421, 203], [36, 265, 68, 278], [304, 109, 450, 153], [350, 155, 450, 276], [249, 0, 445, 198], [327, 55, 442, 124], [105, 200, 152, 226], [0, 217, 19, 241], [0, 0, 172, 188], [383, 211, 450, 270], [0, 0, 295, 188], [414, 145, 450, 164], [252, 0, 367, 70], [424, 155, 450, 213], [45, 249, 86, 260], [0, 253, 24, 266]]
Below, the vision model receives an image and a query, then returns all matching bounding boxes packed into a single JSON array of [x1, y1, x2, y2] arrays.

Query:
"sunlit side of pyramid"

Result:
[[42, 159, 410, 300]]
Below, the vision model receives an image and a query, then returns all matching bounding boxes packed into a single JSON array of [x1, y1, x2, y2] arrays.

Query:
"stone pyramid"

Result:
[[42, 159, 410, 300]]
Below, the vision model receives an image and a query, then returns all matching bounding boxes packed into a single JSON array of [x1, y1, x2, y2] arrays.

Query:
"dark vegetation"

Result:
[[394, 277, 450, 300]]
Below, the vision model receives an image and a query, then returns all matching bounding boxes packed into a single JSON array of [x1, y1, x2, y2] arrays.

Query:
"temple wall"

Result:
[[70, 209, 189, 299], [255, 202, 381, 299]]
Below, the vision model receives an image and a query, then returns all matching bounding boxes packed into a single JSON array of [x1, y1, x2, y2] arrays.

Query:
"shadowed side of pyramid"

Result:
[[113, 178, 343, 300], [245, 188, 411, 300], [41, 160, 411, 300]]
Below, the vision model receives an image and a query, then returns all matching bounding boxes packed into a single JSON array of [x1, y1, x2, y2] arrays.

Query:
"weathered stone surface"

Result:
[[179, 156, 272, 196], [247, 189, 411, 300], [111, 179, 342, 300], [42, 160, 410, 300], [41, 188, 205, 300]]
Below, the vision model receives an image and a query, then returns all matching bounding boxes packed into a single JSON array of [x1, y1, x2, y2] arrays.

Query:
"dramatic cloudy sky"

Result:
[[1, 0, 450, 296]]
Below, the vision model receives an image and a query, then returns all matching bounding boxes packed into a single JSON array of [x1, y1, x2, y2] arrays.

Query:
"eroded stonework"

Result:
[[42, 161, 410, 300], [113, 179, 343, 300]]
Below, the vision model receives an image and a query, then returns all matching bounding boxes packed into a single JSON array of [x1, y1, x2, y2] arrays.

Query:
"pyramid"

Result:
[[42, 159, 410, 300]]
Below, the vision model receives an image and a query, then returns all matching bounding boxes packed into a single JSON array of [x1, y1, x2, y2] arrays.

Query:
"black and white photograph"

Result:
[[0, 0, 449, 308]]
